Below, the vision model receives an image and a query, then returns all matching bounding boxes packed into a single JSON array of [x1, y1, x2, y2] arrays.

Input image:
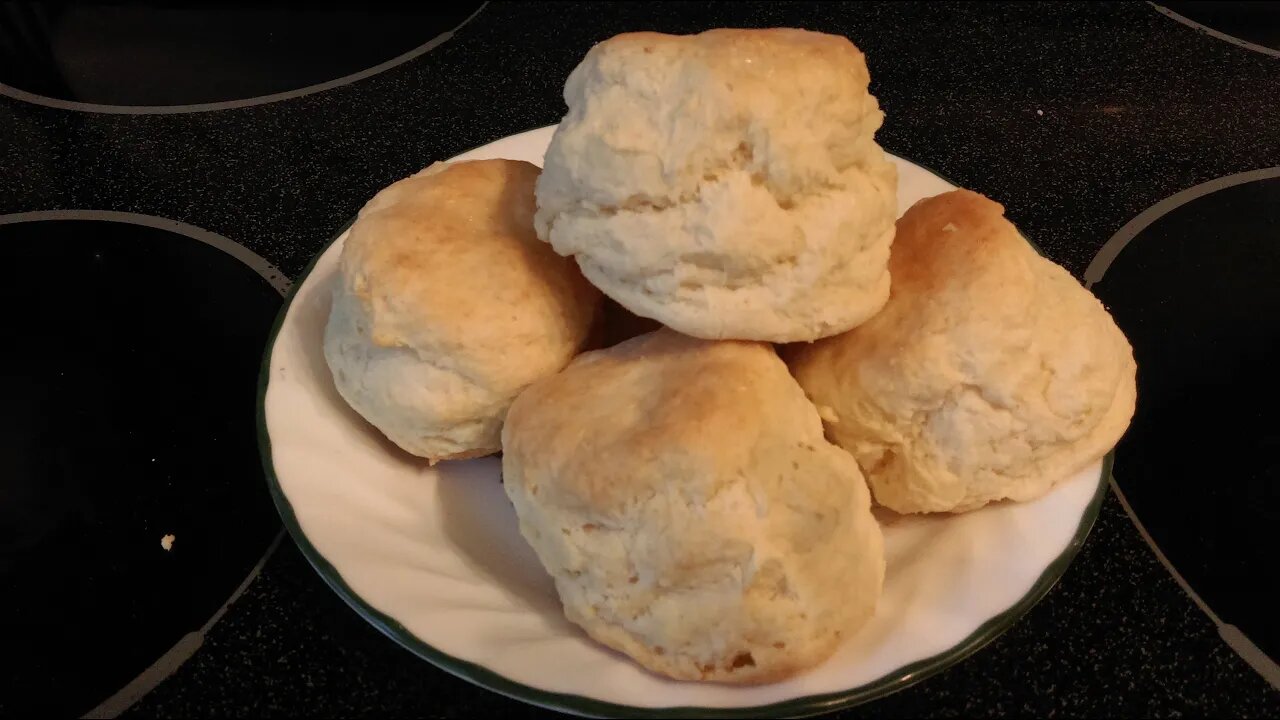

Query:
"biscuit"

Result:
[[535, 29, 897, 342], [790, 190, 1136, 513], [503, 330, 884, 682], [323, 160, 601, 462]]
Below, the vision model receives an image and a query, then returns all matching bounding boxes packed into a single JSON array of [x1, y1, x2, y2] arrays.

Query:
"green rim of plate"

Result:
[[256, 163, 1113, 719]]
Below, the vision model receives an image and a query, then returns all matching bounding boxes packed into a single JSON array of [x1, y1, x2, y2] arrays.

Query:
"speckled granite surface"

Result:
[[3, 2, 1278, 717]]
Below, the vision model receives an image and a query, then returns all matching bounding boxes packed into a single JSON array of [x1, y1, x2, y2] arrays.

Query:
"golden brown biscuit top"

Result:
[[339, 159, 599, 386], [889, 189, 1026, 295], [504, 330, 790, 516]]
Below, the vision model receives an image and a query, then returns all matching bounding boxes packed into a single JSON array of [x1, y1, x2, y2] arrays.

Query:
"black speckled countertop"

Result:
[[2, 2, 1278, 717]]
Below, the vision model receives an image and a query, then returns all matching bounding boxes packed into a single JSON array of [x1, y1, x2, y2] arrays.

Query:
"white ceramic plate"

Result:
[[259, 126, 1108, 718]]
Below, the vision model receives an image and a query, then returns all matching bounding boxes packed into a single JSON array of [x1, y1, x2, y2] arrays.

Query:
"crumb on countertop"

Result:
[[161, 534, 175, 551]]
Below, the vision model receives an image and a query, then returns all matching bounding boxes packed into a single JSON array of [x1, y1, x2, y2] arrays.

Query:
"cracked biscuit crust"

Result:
[[789, 190, 1137, 513], [502, 330, 884, 683], [534, 29, 897, 342], [323, 160, 601, 461]]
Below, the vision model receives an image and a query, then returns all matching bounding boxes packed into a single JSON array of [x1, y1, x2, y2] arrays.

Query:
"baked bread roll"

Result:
[[790, 190, 1136, 513], [323, 160, 600, 462], [503, 329, 884, 683], [534, 29, 897, 342]]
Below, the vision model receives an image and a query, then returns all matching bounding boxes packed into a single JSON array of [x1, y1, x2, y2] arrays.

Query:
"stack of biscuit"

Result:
[[323, 28, 1136, 684]]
